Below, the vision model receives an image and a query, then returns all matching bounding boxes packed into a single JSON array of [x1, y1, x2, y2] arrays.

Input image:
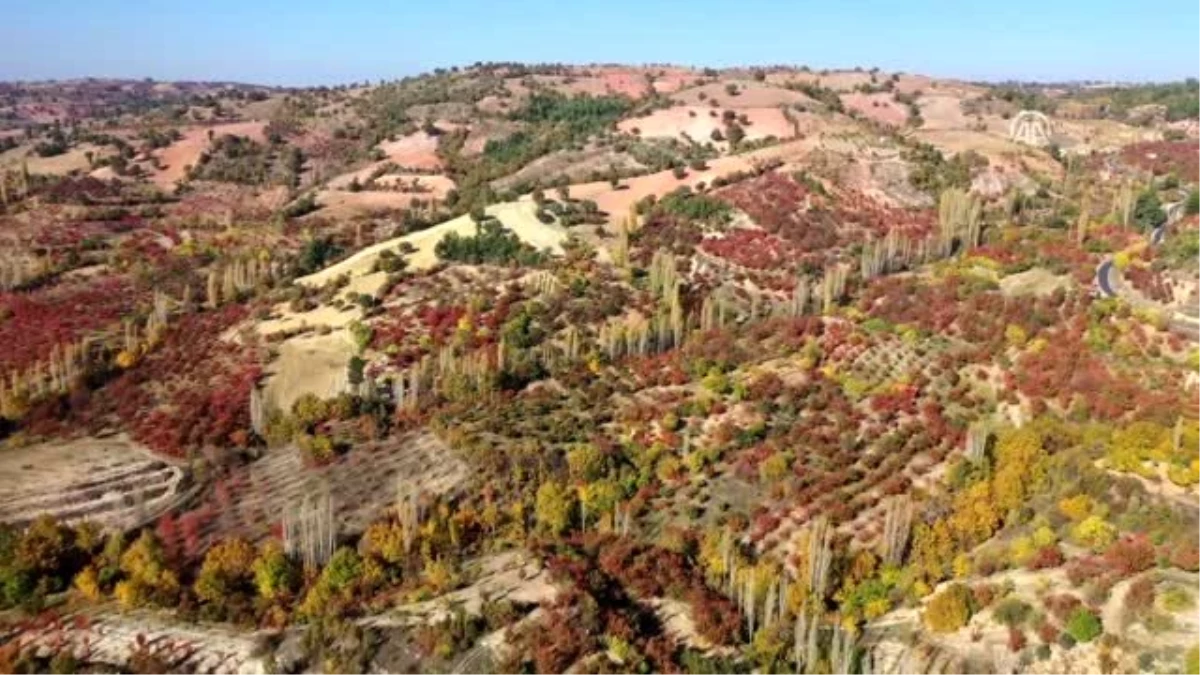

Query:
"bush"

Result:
[[1124, 577, 1156, 617], [1132, 190, 1166, 232], [1007, 627, 1027, 653], [1102, 534, 1155, 577], [1027, 545, 1065, 570], [1064, 608, 1102, 643], [924, 583, 972, 633], [1071, 515, 1116, 551], [1162, 585, 1196, 612], [1185, 189, 1199, 216], [1186, 646, 1199, 674], [993, 597, 1032, 627]]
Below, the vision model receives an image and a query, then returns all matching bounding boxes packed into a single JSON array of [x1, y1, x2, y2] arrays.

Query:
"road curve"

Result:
[[1097, 206, 1174, 299], [1096, 259, 1117, 297]]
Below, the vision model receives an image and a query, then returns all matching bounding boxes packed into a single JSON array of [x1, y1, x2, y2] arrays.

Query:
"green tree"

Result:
[[253, 541, 298, 601], [1065, 608, 1102, 643], [1185, 189, 1199, 216], [1132, 190, 1166, 232]]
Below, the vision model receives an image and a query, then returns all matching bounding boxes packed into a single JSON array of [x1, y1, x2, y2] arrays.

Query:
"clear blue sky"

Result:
[[2, 0, 1196, 85]]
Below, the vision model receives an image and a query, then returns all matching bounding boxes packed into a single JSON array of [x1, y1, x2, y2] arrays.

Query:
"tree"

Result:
[[924, 583, 972, 632], [1132, 190, 1166, 232], [300, 546, 363, 617], [725, 123, 746, 146], [992, 427, 1046, 515], [1185, 189, 1199, 216], [1072, 515, 1117, 551], [115, 531, 179, 609], [566, 444, 604, 482], [73, 566, 102, 602], [362, 520, 409, 566], [15, 516, 70, 579], [535, 481, 574, 535], [1065, 608, 1102, 643], [194, 538, 257, 606], [1186, 646, 1199, 674], [253, 541, 298, 601]]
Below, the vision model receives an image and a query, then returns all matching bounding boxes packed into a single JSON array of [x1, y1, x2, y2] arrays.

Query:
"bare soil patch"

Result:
[[378, 131, 443, 170], [671, 81, 817, 109], [262, 330, 356, 413], [151, 121, 266, 187], [840, 92, 909, 127], [621, 106, 793, 143]]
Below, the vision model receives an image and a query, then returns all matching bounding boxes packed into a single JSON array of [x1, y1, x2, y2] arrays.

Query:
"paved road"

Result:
[[1096, 259, 1117, 297], [1098, 201, 1180, 300]]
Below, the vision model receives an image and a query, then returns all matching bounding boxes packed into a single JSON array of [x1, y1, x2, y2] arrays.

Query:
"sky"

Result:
[[1, 0, 1197, 85]]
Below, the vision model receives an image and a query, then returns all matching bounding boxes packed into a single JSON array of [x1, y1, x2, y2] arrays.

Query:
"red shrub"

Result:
[[1044, 593, 1082, 622], [1103, 534, 1156, 577], [1007, 627, 1027, 653], [1036, 620, 1060, 644], [1027, 545, 1065, 570]]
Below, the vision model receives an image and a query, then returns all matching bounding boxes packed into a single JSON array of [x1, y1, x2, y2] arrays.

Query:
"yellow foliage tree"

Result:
[[949, 481, 1000, 546], [362, 520, 408, 566], [911, 520, 955, 582], [1072, 515, 1117, 551], [535, 480, 574, 535], [115, 531, 179, 609], [194, 538, 257, 605], [1058, 494, 1094, 522], [1004, 324, 1028, 348], [1108, 421, 1169, 474], [253, 541, 298, 601], [992, 427, 1046, 515], [924, 583, 973, 633], [73, 566, 102, 602]]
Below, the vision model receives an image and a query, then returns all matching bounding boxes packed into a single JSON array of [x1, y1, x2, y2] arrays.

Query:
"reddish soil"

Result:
[[1120, 141, 1200, 178], [568, 139, 817, 226], [151, 121, 266, 187], [310, 176, 456, 218], [840, 93, 909, 127], [378, 131, 443, 170], [619, 106, 794, 142], [671, 81, 818, 109]]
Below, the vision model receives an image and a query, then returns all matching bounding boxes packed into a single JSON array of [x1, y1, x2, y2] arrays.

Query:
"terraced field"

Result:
[[4, 608, 267, 674], [194, 430, 468, 546], [0, 436, 191, 531]]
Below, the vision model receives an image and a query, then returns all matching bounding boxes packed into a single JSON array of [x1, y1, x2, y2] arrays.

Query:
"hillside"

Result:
[[0, 64, 1196, 674]]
